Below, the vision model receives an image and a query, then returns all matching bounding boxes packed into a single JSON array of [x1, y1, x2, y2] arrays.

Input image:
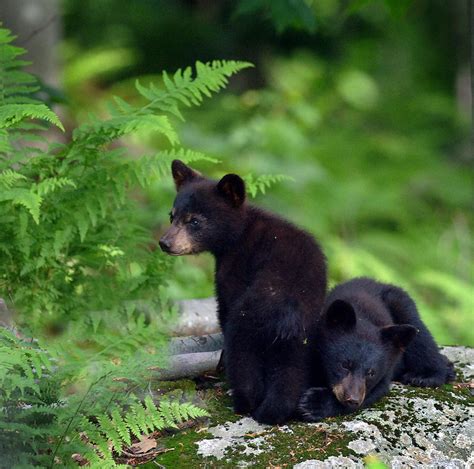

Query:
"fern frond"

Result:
[[0, 328, 54, 399], [73, 114, 178, 146], [81, 397, 208, 461], [0, 24, 248, 467], [0, 188, 42, 223], [0, 29, 40, 104], [0, 169, 26, 188], [111, 408, 132, 447], [243, 173, 293, 197], [132, 149, 219, 186], [0, 129, 12, 152], [34, 177, 77, 196], [97, 414, 124, 452], [135, 60, 253, 119], [0, 103, 64, 131]]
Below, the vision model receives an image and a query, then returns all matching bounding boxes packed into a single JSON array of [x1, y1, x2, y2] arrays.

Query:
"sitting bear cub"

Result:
[[299, 277, 455, 422], [160, 160, 327, 424]]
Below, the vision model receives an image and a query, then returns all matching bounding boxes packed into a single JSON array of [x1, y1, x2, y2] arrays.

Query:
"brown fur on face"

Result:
[[332, 374, 366, 407], [159, 224, 194, 255]]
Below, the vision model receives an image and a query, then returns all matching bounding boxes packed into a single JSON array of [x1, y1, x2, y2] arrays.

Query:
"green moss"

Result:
[[146, 376, 473, 468], [150, 381, 358, 468], [147, 427, 214, 468], [156, 379, 197, 394], [396, 383, 473, 403], [151, 422, 357, 468]]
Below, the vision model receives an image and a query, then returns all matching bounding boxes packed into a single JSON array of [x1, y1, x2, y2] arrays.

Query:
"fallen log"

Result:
[[173, 297, 220, 336], [149, 350, 222, 380], [168, 333, 223, 355]]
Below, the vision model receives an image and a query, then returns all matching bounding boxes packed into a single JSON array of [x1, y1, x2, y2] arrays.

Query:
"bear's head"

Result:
[[318, 299, 417, 409], [159, 160, 246, 256]]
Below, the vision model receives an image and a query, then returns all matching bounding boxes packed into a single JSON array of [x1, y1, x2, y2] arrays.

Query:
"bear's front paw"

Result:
[[298, 387, 337, 422], [252, 397, 294, 425], [232, 381, 264, 415]]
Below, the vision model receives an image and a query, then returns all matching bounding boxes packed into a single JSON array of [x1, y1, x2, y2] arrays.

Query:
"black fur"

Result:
[[299, 277, 455, 422], [161, 160, 327, 424]]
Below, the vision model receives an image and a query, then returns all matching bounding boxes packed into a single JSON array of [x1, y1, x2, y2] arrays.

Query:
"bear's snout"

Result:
[[159, 237, 172, 252], [333, 374, 366, 408]]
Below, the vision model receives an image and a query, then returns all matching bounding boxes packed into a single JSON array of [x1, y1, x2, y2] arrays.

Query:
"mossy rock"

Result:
[[150, 346, 473, 468]]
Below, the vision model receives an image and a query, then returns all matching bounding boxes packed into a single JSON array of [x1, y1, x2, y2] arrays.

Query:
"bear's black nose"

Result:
[[344, 397, 362, 408], [159, 238, 171, 252]]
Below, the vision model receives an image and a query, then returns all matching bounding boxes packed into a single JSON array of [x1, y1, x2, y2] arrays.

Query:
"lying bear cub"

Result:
[[299, 277, 455, 422], [160, 160, 327, 424]]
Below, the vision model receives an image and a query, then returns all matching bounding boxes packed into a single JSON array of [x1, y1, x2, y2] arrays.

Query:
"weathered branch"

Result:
[[149, 350, 222, 380], [162, 298, 223, 379], [173, 297, 219, 336], [168, 333, 223, 355]]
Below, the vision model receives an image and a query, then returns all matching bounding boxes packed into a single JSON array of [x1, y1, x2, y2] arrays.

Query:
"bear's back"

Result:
[[216, 205, 327, 322]]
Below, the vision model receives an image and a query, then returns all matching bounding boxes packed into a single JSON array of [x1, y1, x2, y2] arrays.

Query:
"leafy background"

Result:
[[61, 0, 472, 345]]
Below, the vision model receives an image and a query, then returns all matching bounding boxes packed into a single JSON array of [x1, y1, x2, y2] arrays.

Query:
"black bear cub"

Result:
[[299, 277, 455, 422], [160, 160, 327, 424]]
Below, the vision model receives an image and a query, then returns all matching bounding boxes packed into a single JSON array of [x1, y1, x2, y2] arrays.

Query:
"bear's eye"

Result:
[[367, 369, 375, 377], [341, 360, 352, 371], [189, 218, 200, 227], [169, 212, 174, 223]]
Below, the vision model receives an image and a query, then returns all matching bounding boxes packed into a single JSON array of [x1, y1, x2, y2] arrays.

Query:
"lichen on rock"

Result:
[[155, 346, 474, 468]]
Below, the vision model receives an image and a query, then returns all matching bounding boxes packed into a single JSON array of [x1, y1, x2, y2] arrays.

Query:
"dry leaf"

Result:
[[129, 434, 157, 455]]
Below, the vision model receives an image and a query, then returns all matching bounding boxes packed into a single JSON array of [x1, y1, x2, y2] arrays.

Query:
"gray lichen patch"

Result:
[[196, 417, 271, 460], [330, 383, 474, 466], [442, 346, 474, 380]]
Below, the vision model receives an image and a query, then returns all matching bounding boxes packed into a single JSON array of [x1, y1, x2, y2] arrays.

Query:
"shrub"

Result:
[[0, 27, 249, 466]]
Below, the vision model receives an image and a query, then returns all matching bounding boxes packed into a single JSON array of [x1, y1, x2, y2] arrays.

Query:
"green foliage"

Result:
[[0, 29, 64, 141], [364, 454, 389, 469], [243, 173, 294, 198], [234, 0, 317, 33], [76, 397, 208, 465], [348, 0, 413, 17], [0, 27, 251, 322], [171, 47, 472, 344], [0, 27, 246, 467], [136, 60, 253, 121], [0, 29, 39, 101], [0, 327, 208, 467], [0, 327, 55, 399], [0, 328, 62, 467]]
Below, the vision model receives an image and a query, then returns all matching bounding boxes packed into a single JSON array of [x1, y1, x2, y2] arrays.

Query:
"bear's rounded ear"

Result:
[[217, 174, 246, 207], [325, 299, 356, 331], [380, 324, 418, 350], [171, 159, 202, 191]]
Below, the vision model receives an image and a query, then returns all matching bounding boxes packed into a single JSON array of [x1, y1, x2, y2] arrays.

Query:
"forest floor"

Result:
[[139, 346, 474, 468]]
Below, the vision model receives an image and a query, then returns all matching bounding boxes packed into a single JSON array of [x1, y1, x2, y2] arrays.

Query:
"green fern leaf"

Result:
[[97, 414, 123, 452], [136, 60, 253, 119], [35, 177, 76, 196], [73, 114, 179, 146], [0, 169, 26, 188], [243, 173, 293, 197], [74, 212, 89, 241], [0, 188, 42, 223], [124, 407, 142, 439], [0, 104, 64, 131], [111, 407, 132, 447]]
